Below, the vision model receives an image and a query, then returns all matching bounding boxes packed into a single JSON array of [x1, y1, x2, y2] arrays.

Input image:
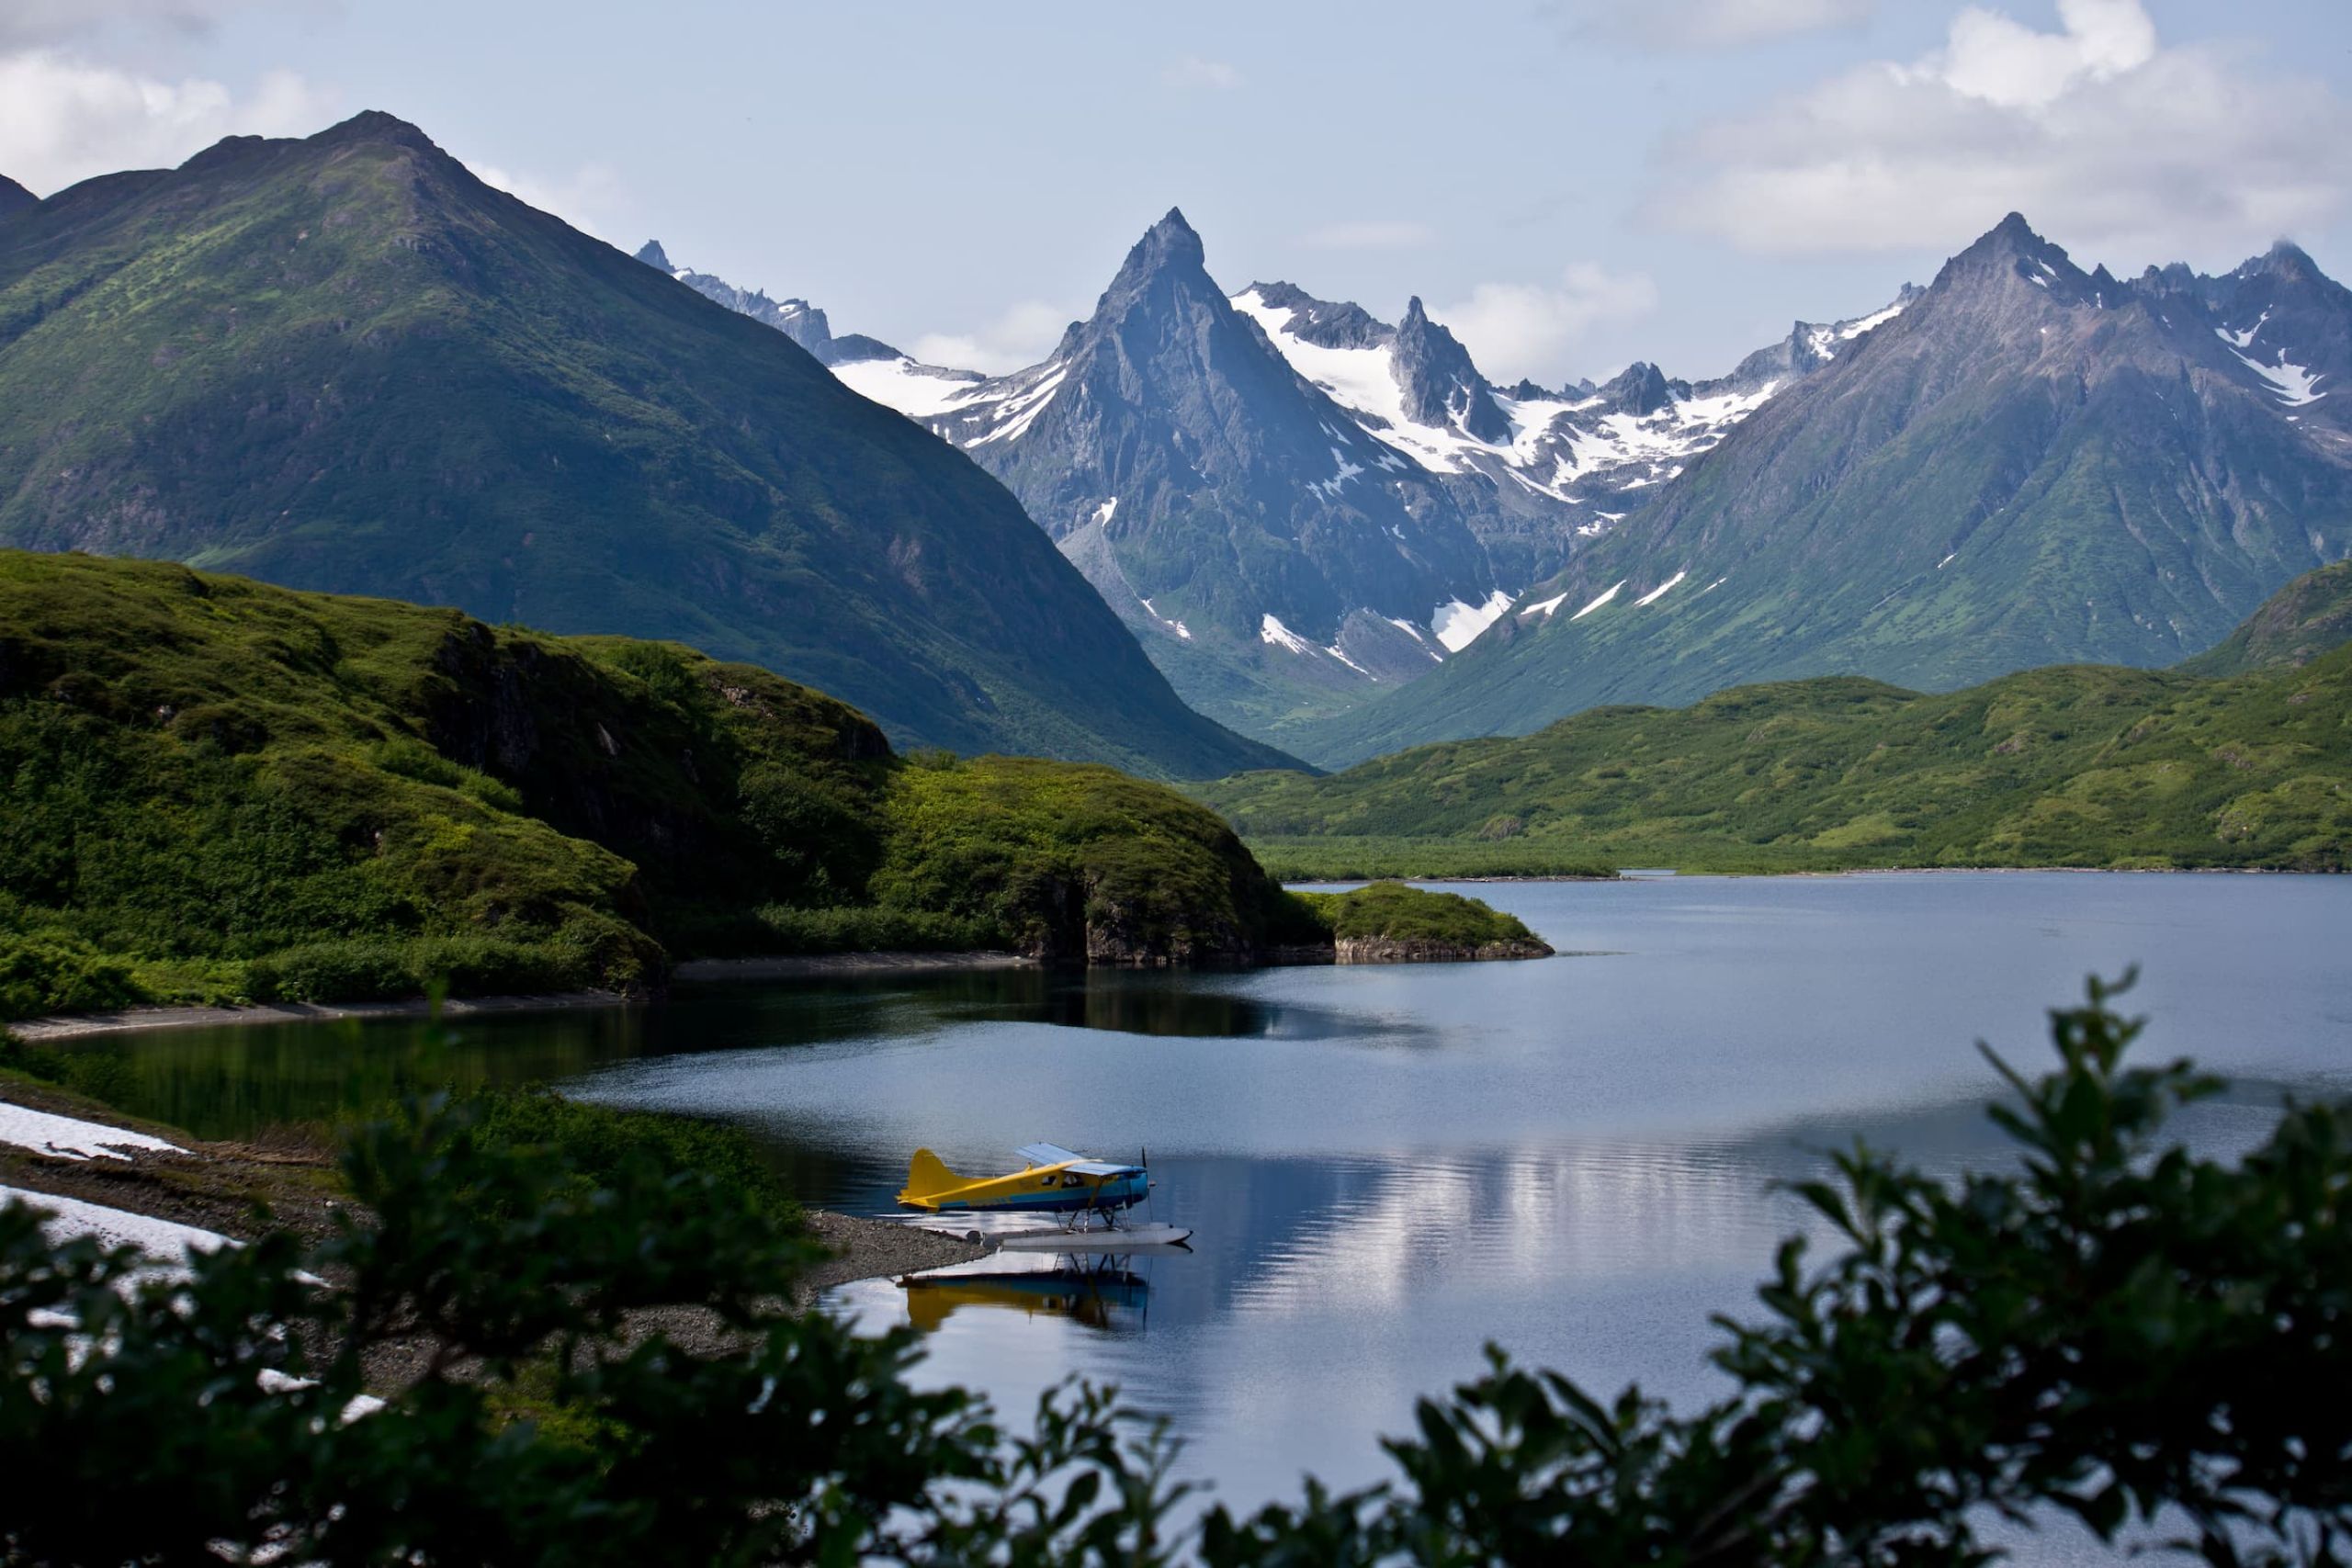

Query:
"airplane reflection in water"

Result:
[[900, 1252, 1156, 1335]]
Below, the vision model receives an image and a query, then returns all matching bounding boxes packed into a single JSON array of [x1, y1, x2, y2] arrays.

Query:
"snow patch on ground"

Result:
[[1634, 570, 1688, 607], [966, 365, 1069, 446], [1094, 496, 1118, 525], [0, 1101, 181, 1163], [3, 1186, 230, 1269], [256, 1368, 388, 1424], [1521, 592, 1569, 619], [1431, 590, 1513, 652], [1571, 581, 1626, 621]]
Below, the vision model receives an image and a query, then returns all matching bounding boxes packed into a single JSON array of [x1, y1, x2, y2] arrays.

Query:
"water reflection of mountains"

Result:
[[70, 967, 1419, 1143], [900, 1256, 1153, 1334]]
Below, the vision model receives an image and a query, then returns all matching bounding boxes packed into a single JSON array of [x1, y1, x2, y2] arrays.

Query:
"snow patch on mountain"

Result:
[[1571, 581, 1626, 620], [1634, 570, 1688, 606], [833, 355, 989, 417], [1234, 282, 1912, 540], [1261, 615, 1317, 656], [2229, 346, 2327, 406], [1432, 590, 1513, 652]]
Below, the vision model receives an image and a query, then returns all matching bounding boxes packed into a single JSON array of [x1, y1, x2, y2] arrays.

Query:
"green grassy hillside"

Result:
[[2177, 561, 2352, 678], [0, 552, 1526, 1018], [1199, 580, 2352, 876], [0, 113, 1285, 780]]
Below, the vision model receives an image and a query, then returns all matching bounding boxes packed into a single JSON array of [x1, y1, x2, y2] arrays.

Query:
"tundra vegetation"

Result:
[[0, 551, 1524, 1020], [1202, 563, 2352, 878]]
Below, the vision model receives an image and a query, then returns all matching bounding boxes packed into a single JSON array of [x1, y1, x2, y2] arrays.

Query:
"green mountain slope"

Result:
[[1300, 218, 2352, 767], [0, 552, 1523, 1018], [1198, 565, 2352, 874], [2177, 561, 2352, 677], [0, 114, 1287, 780]]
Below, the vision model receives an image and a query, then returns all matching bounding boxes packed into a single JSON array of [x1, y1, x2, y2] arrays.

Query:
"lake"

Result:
[[79, 872, 2352, 1554]]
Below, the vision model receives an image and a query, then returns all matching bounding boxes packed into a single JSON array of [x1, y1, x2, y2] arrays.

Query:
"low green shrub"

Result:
[[0, 931, 141, 1020], [1287, 881, 1538, 946]]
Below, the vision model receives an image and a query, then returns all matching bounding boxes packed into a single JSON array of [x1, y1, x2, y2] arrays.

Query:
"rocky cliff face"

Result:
[[888, 210, 1510, 740], [1332, 934, 1554, 964]]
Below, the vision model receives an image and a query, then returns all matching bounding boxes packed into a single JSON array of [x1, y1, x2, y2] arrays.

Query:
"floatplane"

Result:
[[899, 1143, 1193, 1250]]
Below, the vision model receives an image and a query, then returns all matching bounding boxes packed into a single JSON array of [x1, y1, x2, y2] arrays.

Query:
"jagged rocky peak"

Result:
[[1393, 297, 1511, 441], [1596, 360, 1676, 417], [1940, 211, 2091, 299], [625, 238, 902, 364], [2245, 239, 2324, 284], [1115, 206, 1209, 286], [1246, 281, 1391, 349]]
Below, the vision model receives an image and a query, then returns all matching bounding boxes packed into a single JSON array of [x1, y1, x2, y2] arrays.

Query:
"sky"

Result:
[[6, 0, 2352, 387]]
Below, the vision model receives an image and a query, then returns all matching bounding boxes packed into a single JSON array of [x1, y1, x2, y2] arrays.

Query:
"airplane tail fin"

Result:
[[900, 1147, 962, 1204]]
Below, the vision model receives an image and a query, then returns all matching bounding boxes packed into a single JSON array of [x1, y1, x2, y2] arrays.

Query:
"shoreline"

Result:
[[7, 950, 1040, 1043], [1285, 863, 2326, 886], [0, 1069, 988, 1299]]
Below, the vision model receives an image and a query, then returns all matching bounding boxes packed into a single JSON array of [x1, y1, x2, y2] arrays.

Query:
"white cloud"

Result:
[[1650, 0, 2352, 261], [1161, 54, 1242, 91], [1555, 0, 1874, 51], [911, 299, 1078, 376], [1430, 265, 1659, 385], [472, 159, 628, 241], [0, 49, 332, 194], [0, 0, 258, 49], [1298, 220, 1435, 251]]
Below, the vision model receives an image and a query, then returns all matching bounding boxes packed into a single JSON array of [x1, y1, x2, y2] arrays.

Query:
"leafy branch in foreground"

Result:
[[3, 976, 2346, 1564]]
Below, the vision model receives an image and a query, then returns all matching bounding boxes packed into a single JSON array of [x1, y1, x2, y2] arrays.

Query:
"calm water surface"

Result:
[[89, 873, 2352, 1551]]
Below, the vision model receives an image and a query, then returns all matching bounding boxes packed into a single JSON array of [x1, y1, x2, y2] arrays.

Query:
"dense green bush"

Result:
[[0, 930, 140, 1019], [1286, 881, 1542, 947], [0, 555, 1340, 1018], [6, 978, 2345, 1562]]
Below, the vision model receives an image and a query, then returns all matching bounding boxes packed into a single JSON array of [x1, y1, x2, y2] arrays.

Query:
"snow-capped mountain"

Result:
[[1232, 281, 1921, 585], [1301, 215, 2352, 767], [632, 220, 1909, 748]]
